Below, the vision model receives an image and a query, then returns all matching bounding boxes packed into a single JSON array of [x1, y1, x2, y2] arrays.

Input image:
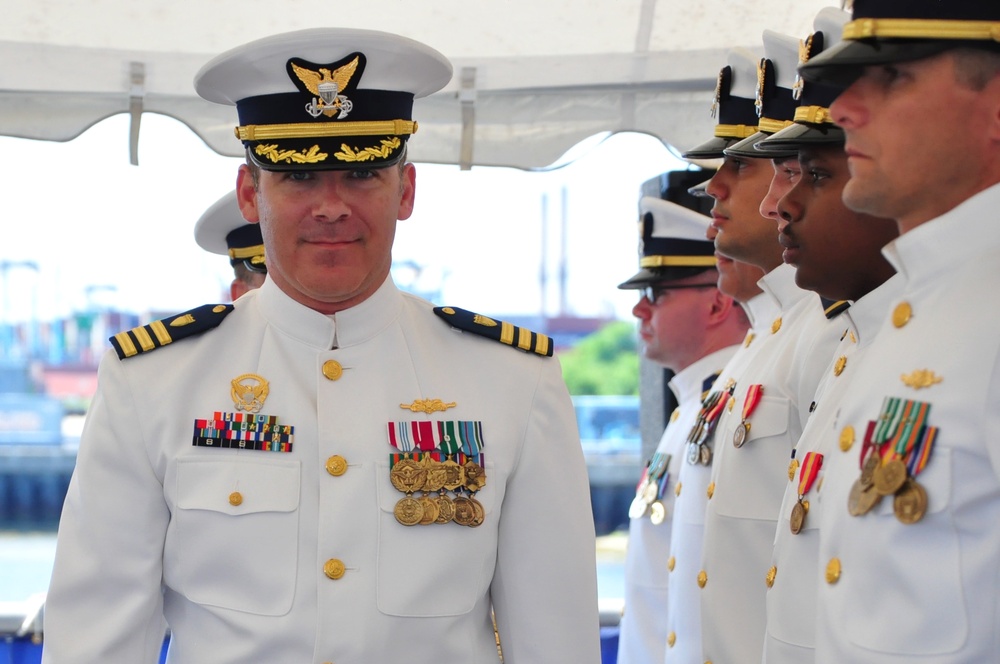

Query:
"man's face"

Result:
[[236, 163, 415, 313], [631, 275, 720, 372], [706, 155, 784, 272], [760, 156, 802, 221], [705, 222, 765, 303], [776, 144, 898, 301], [830, 50, 1000, 232]]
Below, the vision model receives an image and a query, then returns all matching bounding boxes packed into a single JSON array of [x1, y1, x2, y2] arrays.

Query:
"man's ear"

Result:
[[236, 165, 260, 224]]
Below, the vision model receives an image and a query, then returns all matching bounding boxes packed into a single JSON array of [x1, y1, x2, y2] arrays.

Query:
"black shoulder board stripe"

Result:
[[110, 303, 234, 360], [433, 306, 553, 357], [821, 298, 851, 320]]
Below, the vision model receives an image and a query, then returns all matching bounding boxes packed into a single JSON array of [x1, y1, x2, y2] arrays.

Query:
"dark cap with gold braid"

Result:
[[618, 197, 716, 290], [682, 47, 763, 160], [724, 30, 802, 159], [194, 191, 266, 274], [433, 307, 553, 357], [799, 0, 1000, 87], [110, 304, 234, 360], [756, 7, 852, 153], [194, 28, 453, 171]]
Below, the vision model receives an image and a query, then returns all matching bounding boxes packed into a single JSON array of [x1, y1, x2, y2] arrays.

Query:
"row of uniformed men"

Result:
[[616, 1, 1000, 663]]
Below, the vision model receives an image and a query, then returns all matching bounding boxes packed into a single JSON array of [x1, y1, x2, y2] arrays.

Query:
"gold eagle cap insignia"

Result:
[[290, 57, 361, 119], [290, 57, 360, 97], [231, 373, 270, 414]]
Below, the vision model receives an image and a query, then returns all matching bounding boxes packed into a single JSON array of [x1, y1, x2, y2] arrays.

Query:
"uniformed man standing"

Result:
[[42, 28, 601, 663], [615, 197, 748, 664], [194, 190, 267, 301], [684, 32, 849, 664], [794, 1, 1000, 662], [748, 9, 901, 662]]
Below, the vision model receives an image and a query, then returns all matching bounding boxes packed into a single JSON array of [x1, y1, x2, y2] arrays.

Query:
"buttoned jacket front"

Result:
[[43, 277, 601, 664]]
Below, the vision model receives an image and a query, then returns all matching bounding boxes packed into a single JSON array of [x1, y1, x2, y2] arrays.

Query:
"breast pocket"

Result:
[[166, 457, 301, 615], [713, 396, 792, 520], [375, 460, 499, 617], [843, 448, 966, 655]]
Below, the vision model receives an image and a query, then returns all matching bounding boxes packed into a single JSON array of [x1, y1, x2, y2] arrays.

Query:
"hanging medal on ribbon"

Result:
[[789, 451, 822, 534], [873, 400, 929, 496], [687, 390, 730, 465], [893, 421, 937, 525], [647, 452, 672, 525], [733, 384, 763, 448], [629, 464, 653, 519], [387, 420, 486, 527], [848, 420, 882, 517]]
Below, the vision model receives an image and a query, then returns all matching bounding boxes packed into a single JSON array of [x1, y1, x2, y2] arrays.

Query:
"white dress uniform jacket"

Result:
[[814, 184, 1000, 663], [42, 277, 601, 664], [661, 292, 778, 664], [763, 274, 903, 664], [700, 264, 845, 664], [617, 347, 738, 664]]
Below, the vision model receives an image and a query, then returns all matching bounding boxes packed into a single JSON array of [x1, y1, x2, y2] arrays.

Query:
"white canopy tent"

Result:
[[0, 0, 838, 169]]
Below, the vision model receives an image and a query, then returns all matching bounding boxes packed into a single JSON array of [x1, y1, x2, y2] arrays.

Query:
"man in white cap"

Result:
[[615, 196, 749, 664], [684, 37, 849, 664], [794, 1, 1000, 661], [42, 28, 600, 663], [194, 190, 267, 301]]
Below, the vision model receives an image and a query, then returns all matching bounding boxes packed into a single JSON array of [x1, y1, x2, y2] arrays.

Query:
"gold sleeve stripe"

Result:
[[844, 18, 1000, 43], [114, 332, 138, 358], [500, 322, 515, 346], [534, 334, 551, 356], [517, 326, 532, 351], [133, 326, 156, 352], [150, 321, 172, 346]]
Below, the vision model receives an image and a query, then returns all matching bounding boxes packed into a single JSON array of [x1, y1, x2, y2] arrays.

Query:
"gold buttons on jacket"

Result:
[[326, 455, 348, 476], [670, 409, 680, 422], [322, 360, 344, 381], [667, 631, 676, 647], [840, 426, 855, 452], [788, 459, 799, 481], [766, 565, 777, 588], [675, 482, 682, 497], [667, 556, 676, 572], [771, 318, 782, 334], [697, 570, 707, 588], [825, 558, 841, 584], [228, 491, 243, 506], [833, 356, 847, 376], [324, 559, 346, 580], [706, 482, 715, 499], [892, 302, 912, 328]]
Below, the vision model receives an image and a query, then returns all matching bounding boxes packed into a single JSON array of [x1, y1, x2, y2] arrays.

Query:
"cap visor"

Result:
[[755, 122, 844, 153], [724, 131, 796, 159], [799, 39, 955, 87], [681, 136, 734, 161]]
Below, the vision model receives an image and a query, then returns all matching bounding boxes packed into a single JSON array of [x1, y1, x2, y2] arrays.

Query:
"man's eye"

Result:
[[286, 172, 313, 182]]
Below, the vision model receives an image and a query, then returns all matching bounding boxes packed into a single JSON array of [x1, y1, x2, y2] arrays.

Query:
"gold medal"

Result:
[[420, 456, 447, 492], [649, 500, 666, 525], [893, 478, 928, 524], [855, 482, 883, 516], [440, 457, 464, 491], [789, 499, 808, 535], [847, 479, 865, 516], [390, 457, 428, 494], [418, 495, 440, 525], [873, 457, 907, 496], [699, 444, 713, 466], [468, 496, 485, 527], [394, 496, 424, 526], [463, 460, 486, 492], [859, 453, 880, 488], [453, 495, 476, 526], [434, 493, 456, 524]]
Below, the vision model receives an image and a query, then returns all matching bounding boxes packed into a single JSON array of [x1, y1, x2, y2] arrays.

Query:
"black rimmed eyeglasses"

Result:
[[639, 282, 716, 304]]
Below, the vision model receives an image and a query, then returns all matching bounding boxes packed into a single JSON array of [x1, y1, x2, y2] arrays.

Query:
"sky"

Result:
[[0, 113, 691, 326]]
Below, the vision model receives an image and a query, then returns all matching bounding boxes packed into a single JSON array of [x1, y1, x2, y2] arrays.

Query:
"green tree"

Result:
[[559, 320, 639, 396]]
